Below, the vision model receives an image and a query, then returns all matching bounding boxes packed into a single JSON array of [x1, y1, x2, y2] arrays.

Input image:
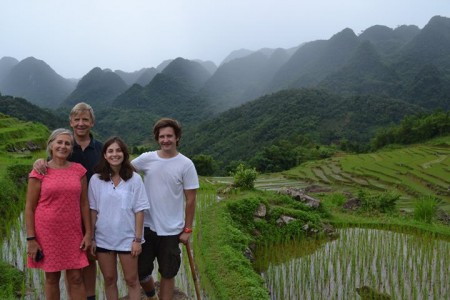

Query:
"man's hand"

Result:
[[179, 232, 191, 245], [33, 159, 48, 175]]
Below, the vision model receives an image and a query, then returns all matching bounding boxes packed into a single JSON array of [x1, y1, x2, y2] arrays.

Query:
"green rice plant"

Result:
[[258, 228, 450, 299], [413, 195, 440, 223]]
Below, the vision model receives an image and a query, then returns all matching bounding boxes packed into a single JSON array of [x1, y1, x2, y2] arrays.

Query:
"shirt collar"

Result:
[[74, 133, 95, 149]]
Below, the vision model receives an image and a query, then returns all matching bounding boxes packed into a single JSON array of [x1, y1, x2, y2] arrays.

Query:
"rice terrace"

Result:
[[1, 113, 450, 299], [283, 137, 450, 212]]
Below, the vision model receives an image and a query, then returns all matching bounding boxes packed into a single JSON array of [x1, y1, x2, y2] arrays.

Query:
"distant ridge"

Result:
[[0, 57, 76, 108], [62, 67, 128, 109]]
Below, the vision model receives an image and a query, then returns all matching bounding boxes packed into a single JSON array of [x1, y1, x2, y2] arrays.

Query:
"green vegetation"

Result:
[[0, 261, 25, 300], [0, 96, 66, 130], [414, 195, 440, 223], [0, 109, 449, 299], [231, 164, 258, 190], [0, 114, 48, 298], [258, 228, 449, 299], [195, 189, 327, 299], [182, 89, 424, 172], [196, 176, 449, 299], [192, 154, 218, 176], [371, 110, 450, 149], [284, 135, 450, 212]]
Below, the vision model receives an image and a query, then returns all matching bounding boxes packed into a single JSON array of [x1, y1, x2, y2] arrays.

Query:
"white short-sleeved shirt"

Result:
[[131, 151, 199, 235], [89, 172, 150, 251]]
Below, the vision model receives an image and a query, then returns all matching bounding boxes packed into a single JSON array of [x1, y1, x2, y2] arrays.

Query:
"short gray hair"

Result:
[[47, 128, 74, 158]]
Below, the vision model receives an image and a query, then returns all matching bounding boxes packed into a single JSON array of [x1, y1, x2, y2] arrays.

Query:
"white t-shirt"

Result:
[[89, 172, 150, 251], [131, 151, 199, 235]]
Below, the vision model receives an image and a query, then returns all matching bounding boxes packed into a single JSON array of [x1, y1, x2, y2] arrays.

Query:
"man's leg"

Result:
[[139, 228, 158, 299], [157, 235, 181, 300], [159, 277, 175, 300], [140, 275, 158, 300]]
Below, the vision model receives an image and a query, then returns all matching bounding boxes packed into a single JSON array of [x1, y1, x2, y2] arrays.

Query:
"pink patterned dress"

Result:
[[27, 163, 89, 272]]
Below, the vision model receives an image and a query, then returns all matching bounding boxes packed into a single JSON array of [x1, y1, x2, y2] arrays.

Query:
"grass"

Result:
[[284, 136, 450, 212], [0, 115, 49, 298]]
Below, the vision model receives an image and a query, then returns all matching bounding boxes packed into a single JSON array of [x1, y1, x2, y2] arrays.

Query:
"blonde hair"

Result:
[[47, 128, 74, 158], [69, 102, 96, 123]]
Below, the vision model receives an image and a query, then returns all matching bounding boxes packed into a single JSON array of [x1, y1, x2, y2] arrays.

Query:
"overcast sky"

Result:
[[1, 0, 449, 79]]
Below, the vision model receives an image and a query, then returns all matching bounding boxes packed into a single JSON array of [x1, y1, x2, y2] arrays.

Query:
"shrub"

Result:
[[358, 189, 399, 213], [414, 195, 439, 223], [231, 164, 257, 190], [376, 191, 400, 213]]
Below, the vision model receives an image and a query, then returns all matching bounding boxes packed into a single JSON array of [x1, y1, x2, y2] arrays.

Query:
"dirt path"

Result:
[[119, 282, 190, 300]]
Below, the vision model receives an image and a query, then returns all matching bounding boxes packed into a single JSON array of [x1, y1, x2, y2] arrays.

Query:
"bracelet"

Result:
[[183, 227, 193, 233], [26, 236, 36, 241], [133, 237, 142, 243]]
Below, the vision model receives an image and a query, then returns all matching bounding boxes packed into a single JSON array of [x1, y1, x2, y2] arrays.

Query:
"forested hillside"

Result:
[[181, 89, 424, 169], [0, 95, 66, 130]]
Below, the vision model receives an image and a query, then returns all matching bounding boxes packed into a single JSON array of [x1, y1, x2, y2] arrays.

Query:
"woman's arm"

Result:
[[79, 175, 92, 251], [25, 177, 42, 260], [90, 209, 98, 256], [131, 211, 144, 257]]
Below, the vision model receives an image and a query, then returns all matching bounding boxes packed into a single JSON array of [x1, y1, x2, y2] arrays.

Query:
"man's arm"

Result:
[[32, 159, 48, 175], [179, 189, 197, 244]]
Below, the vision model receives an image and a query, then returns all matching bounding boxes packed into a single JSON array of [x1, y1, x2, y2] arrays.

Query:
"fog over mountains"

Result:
[[0, 15, 449, 162]]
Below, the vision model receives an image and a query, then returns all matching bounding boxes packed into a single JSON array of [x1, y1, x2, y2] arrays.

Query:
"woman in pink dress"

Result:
[[25, 128, 92, 300]]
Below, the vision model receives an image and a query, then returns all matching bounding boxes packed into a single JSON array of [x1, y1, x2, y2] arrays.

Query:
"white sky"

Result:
[[1, 0, 449, 78]]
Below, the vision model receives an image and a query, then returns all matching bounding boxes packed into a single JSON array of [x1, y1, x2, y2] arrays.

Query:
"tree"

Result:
[[192, 154, 218, 176]]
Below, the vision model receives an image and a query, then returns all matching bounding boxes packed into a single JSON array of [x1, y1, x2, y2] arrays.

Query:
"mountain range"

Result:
[[1, 15, 449, 169]]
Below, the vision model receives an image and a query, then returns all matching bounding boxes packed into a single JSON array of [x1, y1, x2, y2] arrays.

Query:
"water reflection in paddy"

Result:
[[255, 228, 449, 299]]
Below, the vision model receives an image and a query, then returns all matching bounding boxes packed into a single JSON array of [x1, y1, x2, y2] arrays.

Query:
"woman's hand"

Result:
[[80, 234, 92, 251], [27, 240, 41, 261], [131, 241, 142, 257]]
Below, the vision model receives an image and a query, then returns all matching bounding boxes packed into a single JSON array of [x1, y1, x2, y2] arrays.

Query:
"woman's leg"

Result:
[[66, 268, 86, 300], [45, 271, 61, 300], [97, 252, 119, 300], [119, 253, 141, 300]]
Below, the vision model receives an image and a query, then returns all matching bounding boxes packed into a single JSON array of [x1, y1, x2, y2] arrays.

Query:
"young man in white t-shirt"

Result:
[[132, 118, 199, 300]]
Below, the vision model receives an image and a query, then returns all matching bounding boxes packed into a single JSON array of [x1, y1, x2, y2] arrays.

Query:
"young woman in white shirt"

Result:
[[89, 137, 149, 300]]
